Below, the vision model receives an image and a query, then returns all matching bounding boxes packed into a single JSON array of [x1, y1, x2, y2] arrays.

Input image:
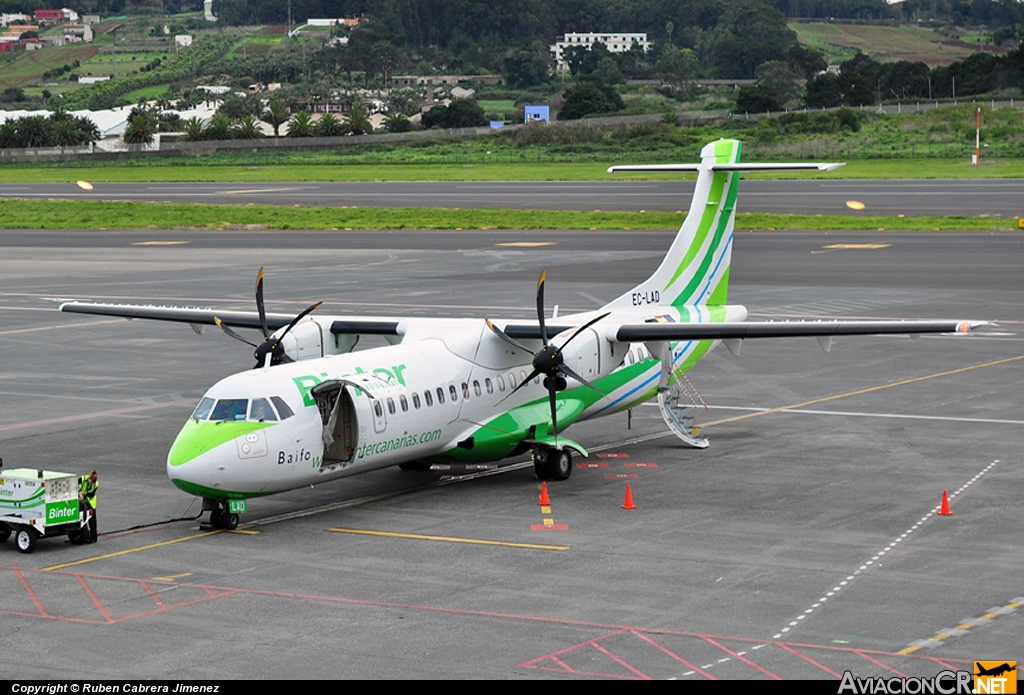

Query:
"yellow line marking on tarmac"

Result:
[[328, 527, 567, 551], [0, 319, 124, 336], [42, 531, 222, 571], [228, 529, 259, 535], [219, 187, 301, 195], [699, 354, 1024, 430], [495, 242, 555, 247], [823, 243, 890, 249], [152, 572, 193, 581], [130, 241, 189, 246]]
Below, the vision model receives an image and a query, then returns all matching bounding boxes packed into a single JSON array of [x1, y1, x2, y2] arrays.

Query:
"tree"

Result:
[[442, 99, 487, 128], [314, 113, 346, 137], [260, 99, 290, 137], [233, 115, 264, 139], [122, 115, 154, 145], [559, 81, 617, 120], [203, 112, 234, 140], [383, 113, 412, 133], [754, 60, 804, 109], [287, 110, 313, 137], [344, 103, 373, 135], [182, 117, 206, 141]]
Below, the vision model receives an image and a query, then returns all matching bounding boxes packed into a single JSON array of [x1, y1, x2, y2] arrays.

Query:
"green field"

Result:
[[0, 199, 1016, 231], [0, 44, 100, 90], [789, 22, 988, 67]]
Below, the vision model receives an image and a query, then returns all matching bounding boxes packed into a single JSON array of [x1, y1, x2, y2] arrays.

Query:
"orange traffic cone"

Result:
[[939, 490, 952, 516], [621, 484, 636, 510], [538, 481, 550, 506]]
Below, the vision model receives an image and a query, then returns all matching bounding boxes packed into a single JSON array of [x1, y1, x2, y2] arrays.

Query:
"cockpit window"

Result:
[[211, 399, 248, 421], [249, 398, 277, 422], [192, 397, 215, 421], [271, 396, 294, 420]]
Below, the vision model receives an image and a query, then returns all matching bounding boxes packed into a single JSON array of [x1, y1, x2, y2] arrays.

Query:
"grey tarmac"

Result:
[[0, 225, 1021, 679]]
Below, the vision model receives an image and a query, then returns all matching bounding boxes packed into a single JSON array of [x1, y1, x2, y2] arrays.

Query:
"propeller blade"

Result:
[[557, 312, 611, 350], [485, 318, 533, 353], [255, 267, 269, 339], [535, 270, 548, 346], [214, 316, 257, 347], [559, 364, 609, 399], [279, 301, 324, 340], [497, 368, 541, 404]]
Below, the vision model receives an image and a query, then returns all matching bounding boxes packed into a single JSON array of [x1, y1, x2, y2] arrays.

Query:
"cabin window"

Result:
[[496, 375, 505, 391], [520, 370, 527, 384], [461, 382, 470, 399], [211, 399, 248, 422], [450, 385, 458, 402], [485, 378, 493, 394], [412, 393, 421, 409], [373, 402, 383, 417], [508, 372, 517, 388], [191, 397, 215, 421], [249, 398, 277, 422], [437, 387, 445, 404], [425, 390, 433, 407], [400, 395, 408, 412], [387, 397, 396, 415], [271, 396, 294, 420]]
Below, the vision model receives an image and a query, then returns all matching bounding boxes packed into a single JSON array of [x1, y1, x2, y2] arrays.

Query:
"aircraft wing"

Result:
[[615, 320, 975, 342], [58, 302, 404, 336], [58, 302, 296, 330]]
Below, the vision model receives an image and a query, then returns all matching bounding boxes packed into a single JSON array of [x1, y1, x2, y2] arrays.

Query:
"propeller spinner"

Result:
[[214, 267, 323, 368], [486, 271, 609, 439]]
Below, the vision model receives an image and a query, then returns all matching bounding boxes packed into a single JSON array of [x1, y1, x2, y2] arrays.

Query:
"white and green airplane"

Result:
[[59, 139, 973, 530]]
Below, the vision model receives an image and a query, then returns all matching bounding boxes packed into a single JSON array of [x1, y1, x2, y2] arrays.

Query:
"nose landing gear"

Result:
[[203, 499, 240, 530]]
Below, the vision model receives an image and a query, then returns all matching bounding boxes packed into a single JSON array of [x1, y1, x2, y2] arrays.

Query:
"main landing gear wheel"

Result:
[[533, 446, 572, 482], [16, 527, 38, 554]]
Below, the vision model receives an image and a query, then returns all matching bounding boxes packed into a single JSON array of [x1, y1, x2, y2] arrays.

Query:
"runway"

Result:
[[4, 179, 1024, 216], [0, 225, 1021, 679]]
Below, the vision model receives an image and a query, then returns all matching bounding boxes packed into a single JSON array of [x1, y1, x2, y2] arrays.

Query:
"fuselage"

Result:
[[167, 305, 748, 499]]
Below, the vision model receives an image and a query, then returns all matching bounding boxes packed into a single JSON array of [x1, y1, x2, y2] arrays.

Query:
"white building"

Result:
[[550, 32, 649, 72]]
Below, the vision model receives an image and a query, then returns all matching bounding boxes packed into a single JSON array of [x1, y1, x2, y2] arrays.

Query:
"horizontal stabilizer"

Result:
[[608, 162, 844, 173]]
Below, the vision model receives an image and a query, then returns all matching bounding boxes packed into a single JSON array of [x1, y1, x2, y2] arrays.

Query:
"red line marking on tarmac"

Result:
[[920, 656, 962, 671], [631, 630, 716, 679], [13, 569, 48, 617], [597, 453, 629, 458], [139, 580, 165, 608], [775, 642, 842, 678], [530, 524, 569, 531], [625, 463, 657, 468], [590, 639, 652, 680], [77, 574, 115, 623], [0, 400, 193, 432], [852, 650, 908, 677], [577, 463, 609, 469], [700, 635, 782, 680], [605, 473, 638, 480]]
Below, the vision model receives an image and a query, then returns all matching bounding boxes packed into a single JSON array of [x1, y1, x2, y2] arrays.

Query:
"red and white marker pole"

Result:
[[974, 108, 981, 166]]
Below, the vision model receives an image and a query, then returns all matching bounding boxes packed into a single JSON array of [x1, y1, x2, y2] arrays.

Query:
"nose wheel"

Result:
[[206, 500, 239, 530], [532, 445, 572, 481]]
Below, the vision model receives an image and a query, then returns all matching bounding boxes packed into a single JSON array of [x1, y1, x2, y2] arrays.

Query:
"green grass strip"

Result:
[[2, 158, 1023, 183], [0, 199, 1018, 231]]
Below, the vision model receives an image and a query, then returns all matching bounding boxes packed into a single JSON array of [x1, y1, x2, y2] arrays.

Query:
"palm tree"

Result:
[[313, 113, 345, 137], [344, 103, 372, 135], [233, 115, 264, 140], [75, 116, 101, 144], [50, 119, 82, 147], [287, 110, 313, 137], [17, 115, 51, 148], [382, 113, 411, 133], [122, 115, 154, 145], [203, 112, 233, 141], [183, 116, 206, 141], [260, 99, 290, 137]]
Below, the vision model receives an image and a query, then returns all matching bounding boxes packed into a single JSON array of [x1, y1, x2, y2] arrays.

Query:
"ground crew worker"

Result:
[[78, 470, 98, 544]]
